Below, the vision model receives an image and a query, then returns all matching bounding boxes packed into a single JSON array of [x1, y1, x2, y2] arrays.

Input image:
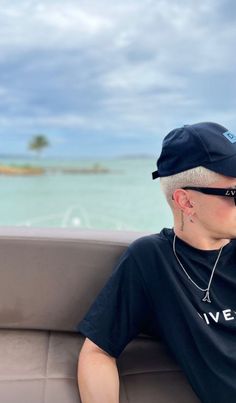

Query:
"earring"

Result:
[[189, 214, 194, 223], [180, 210, 184, 231]]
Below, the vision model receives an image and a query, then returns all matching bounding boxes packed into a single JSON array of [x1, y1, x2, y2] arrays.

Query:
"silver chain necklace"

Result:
[[172, 234, 223, 303]]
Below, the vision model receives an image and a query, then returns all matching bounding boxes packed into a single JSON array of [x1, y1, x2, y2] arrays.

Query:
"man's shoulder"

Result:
[[128, 228, 171, 256]]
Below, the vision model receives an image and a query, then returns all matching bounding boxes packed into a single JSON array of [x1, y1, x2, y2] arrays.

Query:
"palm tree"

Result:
[[28, 135, 50, 158]]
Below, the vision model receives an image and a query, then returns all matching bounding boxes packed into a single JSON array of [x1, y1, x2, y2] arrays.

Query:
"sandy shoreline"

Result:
[[0, 165, 44, 175]]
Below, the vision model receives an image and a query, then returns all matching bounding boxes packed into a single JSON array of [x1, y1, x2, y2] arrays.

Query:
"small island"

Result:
[[0, 135, 120, 176], [61, 163, 110, 174], [0, 163, 111, 176]]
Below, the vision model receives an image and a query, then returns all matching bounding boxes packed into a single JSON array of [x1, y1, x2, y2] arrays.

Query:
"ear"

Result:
[[172, 189, 195, 212]]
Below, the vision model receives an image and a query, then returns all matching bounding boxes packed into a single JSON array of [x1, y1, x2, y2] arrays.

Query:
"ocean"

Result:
[[0, 157, 173, 233]]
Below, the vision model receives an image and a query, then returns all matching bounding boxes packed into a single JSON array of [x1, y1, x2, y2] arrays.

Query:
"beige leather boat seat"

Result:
[[0, 227, 200, 403]]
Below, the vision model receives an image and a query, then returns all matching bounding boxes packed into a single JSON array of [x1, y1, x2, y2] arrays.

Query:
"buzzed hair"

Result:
[[160, 166, 223, 207]]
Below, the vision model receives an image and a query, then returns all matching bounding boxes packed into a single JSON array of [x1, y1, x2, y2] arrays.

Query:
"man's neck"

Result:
[[173, 227, 231, 251]]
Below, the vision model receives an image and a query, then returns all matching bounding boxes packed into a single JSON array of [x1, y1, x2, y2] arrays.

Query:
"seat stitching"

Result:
[[42, 330, 50, 403], [120, 376, 130, 403], [120, 369, 185, 377], [0, 377, 76, 382]]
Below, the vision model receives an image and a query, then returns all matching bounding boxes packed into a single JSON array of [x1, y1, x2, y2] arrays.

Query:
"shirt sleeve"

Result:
[[74, 245, 152, 358]]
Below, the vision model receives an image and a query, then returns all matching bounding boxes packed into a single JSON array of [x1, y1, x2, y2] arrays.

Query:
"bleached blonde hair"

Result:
[[160, 166, 224, 207]]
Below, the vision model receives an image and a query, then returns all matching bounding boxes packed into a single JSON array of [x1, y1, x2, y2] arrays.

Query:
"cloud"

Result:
[[0, 113, 87, 129], [0, 0, 236, 156], [0, 2, 113, 53]]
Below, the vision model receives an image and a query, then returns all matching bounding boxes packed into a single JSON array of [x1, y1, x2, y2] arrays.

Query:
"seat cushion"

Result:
[[117, 335, 201, 403], [0, 329, 82, 403], [0, 329, 200, 403]]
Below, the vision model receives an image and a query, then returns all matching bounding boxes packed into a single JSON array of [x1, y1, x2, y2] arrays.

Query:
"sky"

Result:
[[0, 0, 236, 159]]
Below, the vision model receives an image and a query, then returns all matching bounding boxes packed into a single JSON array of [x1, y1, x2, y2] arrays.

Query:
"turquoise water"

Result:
[[0, 157, 173, 232]]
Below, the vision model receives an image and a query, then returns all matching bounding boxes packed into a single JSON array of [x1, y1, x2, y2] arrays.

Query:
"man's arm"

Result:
[[77, 337, 120, 403]]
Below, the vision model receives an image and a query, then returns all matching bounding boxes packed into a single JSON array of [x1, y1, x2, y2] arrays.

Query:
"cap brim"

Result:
[[152, 170, 159, 180]]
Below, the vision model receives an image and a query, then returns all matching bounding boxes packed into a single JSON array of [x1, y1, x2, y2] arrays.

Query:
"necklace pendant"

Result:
[[202, 290, 211, 303], [172, 234, 222, 305]]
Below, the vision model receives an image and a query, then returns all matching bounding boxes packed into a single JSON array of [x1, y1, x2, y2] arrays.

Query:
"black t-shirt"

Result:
[[75, 228, 236, 403]]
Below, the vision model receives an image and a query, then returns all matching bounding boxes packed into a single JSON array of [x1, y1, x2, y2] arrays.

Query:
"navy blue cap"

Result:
[[152, 122, 236, 179]]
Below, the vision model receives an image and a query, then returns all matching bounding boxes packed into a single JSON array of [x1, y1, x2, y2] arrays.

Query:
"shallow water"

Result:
[[0, 157, 173, 232]]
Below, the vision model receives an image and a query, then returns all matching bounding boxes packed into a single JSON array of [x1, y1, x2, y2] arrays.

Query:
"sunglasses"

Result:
[[181, 186, 236, 206]]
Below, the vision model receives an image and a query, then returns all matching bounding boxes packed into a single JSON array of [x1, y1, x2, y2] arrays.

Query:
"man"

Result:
[[76, 122, 236, 403]]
